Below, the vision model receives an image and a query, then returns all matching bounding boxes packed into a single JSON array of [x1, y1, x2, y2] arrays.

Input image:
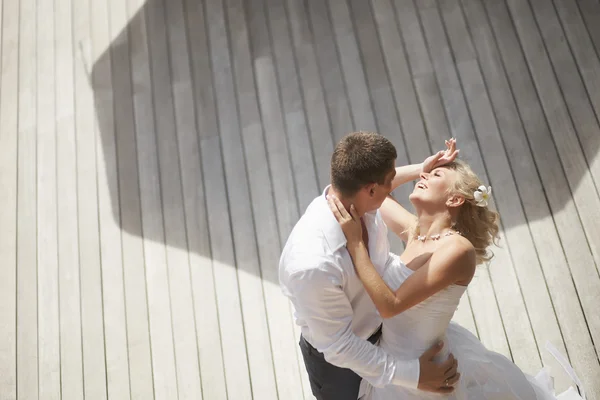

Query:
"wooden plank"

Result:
[[467, 268, 509, 356], [72, 0, 109, 397], [89, 0, 132, 396], [110, 1, 175, 399], [414, 0, 511, 358], [486, 0, 600, 394], [413, 1, 482, 164], [36, 0, 61, 397], [204, 0, 255, 397], [438, 0, 544, 374], [54, 0, 85, 397], [327, 0, 375, 131], [200, 135, 254, 400], [181, 0, 229, 397], [305, 0, 353, 141], [285, 0, 334, 190], [107, 9, 161, 398], [121, 2, 168, 400], [370, 0, 432, 164], [507, 0, 600, 335], [394, 0, 452, 148], [527, 0, 600, 268], [265, 0, 319, 212], [204, 0, 279, 398], [242, 0, 311, 398], [145, 0, 208, 397], [576, 0, 600, 56], [16, 1, 38, 398], [553, 0, 600, 136], [0, 0, 18, 396], [529, 0, 600, 195], [348, 0, 404, 155], [246, 0, 300, 243], [505, 0, 600, 268]]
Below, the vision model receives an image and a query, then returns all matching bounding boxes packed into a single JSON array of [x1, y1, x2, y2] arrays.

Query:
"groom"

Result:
[[279, 132, 459, 400]]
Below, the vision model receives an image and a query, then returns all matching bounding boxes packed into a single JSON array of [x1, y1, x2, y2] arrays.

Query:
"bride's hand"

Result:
[[327, 195, 363, 247], [422, 137, 459, 173]]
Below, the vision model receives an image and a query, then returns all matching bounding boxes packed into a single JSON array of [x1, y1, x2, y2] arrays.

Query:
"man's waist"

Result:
[[301, 323, 383, 356], [300, 312, 381, 339]]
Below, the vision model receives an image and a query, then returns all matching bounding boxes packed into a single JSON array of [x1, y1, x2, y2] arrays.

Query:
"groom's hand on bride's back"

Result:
[[417, 341, 460, 393]]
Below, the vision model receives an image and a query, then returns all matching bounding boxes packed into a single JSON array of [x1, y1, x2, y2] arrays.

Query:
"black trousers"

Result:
[[299, 325, 383, 400]]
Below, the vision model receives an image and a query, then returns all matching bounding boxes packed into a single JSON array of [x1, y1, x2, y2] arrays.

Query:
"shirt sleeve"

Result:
[[286, 264, 420, 388]]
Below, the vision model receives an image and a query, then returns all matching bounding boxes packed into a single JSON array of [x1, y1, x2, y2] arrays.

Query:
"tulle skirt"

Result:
[[359, 322, 584, 400]]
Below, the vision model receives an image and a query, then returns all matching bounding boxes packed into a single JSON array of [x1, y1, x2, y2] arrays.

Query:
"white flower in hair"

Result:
[[474, 185, 491, 207]]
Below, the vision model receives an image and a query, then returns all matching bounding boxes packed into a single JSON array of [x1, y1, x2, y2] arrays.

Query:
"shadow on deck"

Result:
[[91, 0, 600, 285]]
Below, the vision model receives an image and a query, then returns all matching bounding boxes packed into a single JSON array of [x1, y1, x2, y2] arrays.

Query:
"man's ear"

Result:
[[446, 194, 465, 208], [365, 183, 376, 197]]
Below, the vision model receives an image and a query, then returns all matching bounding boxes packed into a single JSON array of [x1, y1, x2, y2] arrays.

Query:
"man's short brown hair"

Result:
[[330, 131, 397, 197]]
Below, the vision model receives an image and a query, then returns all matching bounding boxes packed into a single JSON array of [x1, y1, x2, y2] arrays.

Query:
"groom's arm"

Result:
[[285, 262, 420, 388]]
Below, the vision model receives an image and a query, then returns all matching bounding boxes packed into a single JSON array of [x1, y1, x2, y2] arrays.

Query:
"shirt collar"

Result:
[[319, 185, 376, 253]]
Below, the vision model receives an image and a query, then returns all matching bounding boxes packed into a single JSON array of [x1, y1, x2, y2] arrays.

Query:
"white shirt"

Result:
[[279, 187, 420, 389]]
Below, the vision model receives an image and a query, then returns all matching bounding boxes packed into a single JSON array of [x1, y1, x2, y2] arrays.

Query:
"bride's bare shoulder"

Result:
[[434, 236, 476, 283]]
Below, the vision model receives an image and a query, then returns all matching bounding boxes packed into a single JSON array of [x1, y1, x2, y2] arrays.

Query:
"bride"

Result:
[[327, 155, 584, 399]]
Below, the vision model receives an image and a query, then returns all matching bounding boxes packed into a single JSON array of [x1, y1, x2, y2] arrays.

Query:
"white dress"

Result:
[[359, 260, 585, 400]]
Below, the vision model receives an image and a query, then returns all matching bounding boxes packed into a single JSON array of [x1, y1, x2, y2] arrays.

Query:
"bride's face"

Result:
[[409, 167, 458, 210]]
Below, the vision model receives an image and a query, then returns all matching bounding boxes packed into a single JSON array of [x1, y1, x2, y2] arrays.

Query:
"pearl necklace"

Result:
[[417, 230, 461, 242]]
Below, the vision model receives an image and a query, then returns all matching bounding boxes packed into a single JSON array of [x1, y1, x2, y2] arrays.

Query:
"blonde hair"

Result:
[[411, 160, 500, 264]]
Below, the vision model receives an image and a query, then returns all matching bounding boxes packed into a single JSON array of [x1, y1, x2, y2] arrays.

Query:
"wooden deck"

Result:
[[1, 0, 599, 398]]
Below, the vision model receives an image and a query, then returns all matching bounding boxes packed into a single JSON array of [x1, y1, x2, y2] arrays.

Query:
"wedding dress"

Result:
[[358, 259, 585, 400]]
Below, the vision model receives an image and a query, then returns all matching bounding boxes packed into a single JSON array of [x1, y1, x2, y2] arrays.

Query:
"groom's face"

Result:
[[363, 166, 396, 213]]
